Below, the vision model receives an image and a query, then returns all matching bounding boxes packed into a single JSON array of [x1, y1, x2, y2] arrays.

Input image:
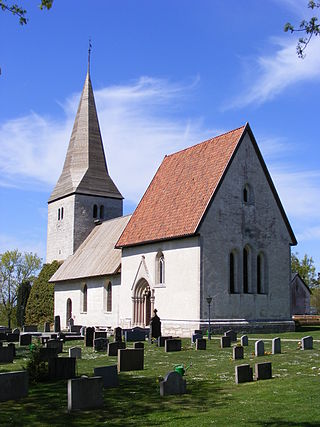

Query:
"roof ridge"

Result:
[[164, 124, 246, 159]]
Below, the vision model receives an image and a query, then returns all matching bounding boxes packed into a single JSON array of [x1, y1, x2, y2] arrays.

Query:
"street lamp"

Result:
[[206, 296, 212, 340]]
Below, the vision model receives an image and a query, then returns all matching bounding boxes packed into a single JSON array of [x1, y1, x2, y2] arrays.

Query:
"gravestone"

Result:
[[220, 336, 231, 348], [58, 332, 65, 342], [196, 338, 206, 350], [133, 342, 144, 349], [118, 348, 144, 372], [124, 328, 147, 342], [240, 335, 248, 346], [94, 338, 108, 352], [50, 333, 58, 339], [0, 347, 14, 363], [114, 327, 122, 342], [39, 347, 59, 362], [47, 339, 63, 353], [85, 327, 94, 347], [7, 333, 19, 343], [157, 336, 172, 347], [149, 309, 161, 340], [68, 377, 103, 411], [107, 341, 126, 356], [160, 371, 187, 396], [272, 337, 281, 354], [23, 325, 37, 333], [255, 340, 264, 356], [194, 330, 203, 335], [301, 336, 313, 350], [44, 322, 51, 332], [12, 328, 20, 335], [235, 364, 253, 384], [69, 347, 82, 359], [191, 333, 203, 344], [48, 357, 76, 380], [70, 325, 82, 334], [19, 334, 32, 346], [8, 343, 16, 358], [233, 345, 244, 360], [54, 315, 61, 333], [225, 330, 237, 342], [94, 365, 119, 388], [80, 326, 86, 336], [41, 336, 50, 345], [255, 362, 272, 380], [0, 371, 28, 402], [165, 339, 182, 353], [94, 331, 108, 340]]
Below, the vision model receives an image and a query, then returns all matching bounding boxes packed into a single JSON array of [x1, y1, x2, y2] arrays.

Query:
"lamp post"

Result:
[[206, 296, 212, 340]]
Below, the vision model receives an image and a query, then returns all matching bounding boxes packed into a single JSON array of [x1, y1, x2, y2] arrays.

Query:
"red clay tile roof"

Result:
[[116, 125, 246, 248]]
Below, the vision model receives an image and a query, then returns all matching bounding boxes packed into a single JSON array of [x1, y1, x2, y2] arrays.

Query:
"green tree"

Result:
[[0, 0, 53, 25], [16, 279, 32, 327], [284, 1, 320, 58], [310, 287, 320, 314], [25, 260, 61, 326], [0, 250, 42, 328], [291, 252, 319, 288]]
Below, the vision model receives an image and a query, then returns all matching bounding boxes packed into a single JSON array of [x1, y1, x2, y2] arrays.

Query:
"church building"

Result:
[[49, 67, 297, 335]]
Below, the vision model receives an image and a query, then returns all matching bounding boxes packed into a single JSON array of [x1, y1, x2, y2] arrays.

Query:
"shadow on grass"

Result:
[[252, 420, 320, 427], [0, 374, 229, 426], [295, 325, 320, 333]]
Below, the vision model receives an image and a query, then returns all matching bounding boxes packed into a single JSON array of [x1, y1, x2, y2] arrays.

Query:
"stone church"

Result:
[[49, 67, 297, 335]]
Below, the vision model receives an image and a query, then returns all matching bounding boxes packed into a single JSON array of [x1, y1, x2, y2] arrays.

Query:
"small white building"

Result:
[[290, 273, 311, 315], [49, 67, 297, 335]]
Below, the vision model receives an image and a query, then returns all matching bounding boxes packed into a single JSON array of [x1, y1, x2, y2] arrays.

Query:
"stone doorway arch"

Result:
[[132, 278, 154, 327]]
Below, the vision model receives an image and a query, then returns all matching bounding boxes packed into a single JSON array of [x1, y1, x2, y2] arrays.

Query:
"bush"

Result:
[[25, 343, 48, 383], [25, 261, 61, 325]]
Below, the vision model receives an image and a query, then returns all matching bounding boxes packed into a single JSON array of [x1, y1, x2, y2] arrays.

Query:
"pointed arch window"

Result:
[[243, 183, 254, 204], [257, 253, 267, 294], [93, 204, 98, 219], [81, 284, 87, 313], [104, 281, 112, 312], [243, 247, 249, 293], [156, 251, 165, 284], [58, 208, 60, 221], [61, 207, 64, 220], [230, 252, 235, 294], [99, 205, 104, 219]]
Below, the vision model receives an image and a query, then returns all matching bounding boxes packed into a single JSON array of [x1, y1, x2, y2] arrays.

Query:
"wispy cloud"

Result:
[[226, 37, 320, 109]]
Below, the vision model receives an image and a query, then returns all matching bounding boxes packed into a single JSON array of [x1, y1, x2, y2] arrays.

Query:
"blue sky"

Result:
[[0, 0, 320, 272]]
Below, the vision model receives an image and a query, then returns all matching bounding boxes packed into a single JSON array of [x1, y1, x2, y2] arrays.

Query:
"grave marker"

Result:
[[272, 337, 281, 354], [240, 335, 248, 346], [48, 357, 76, 380], [235, 364, 253, 384], [255, 362, 272, 380], [301, 336, 313, 350], [225, 330, 237, 342], [233, 345, 244, 360], [160, 371, 186, 396], [118, 348, 144, 372], [0, 371, 28, 402], [220, 336, 231, 348], [165, 339, 182, 352], [94, 365, 119, 388], [196, 338, 206, 350], [255, 340, 264, 356], [69, 347, 82, 359], [68, 377, 103, 411]]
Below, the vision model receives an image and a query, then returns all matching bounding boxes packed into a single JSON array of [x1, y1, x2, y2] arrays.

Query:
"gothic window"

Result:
[[243, 247, 249, 293], [81, 284, 87, 313], [107, 282, 112, 312], [257, 253, 267, 294], [243, 183, 254, 204], [58, 208, 60, 220], [93, 204, 98, 219], [61, 207, 64, 220], [156, 251, 165, 284], [100, 205, 104, 219], [230, 252, 235, 294]]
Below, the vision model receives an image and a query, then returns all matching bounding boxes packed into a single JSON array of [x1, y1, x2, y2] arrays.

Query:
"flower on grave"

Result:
[[297, 341, 302, 349]]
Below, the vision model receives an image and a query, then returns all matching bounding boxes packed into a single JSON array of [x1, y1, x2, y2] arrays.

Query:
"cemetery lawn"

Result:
[[1, 327, 320, 426]]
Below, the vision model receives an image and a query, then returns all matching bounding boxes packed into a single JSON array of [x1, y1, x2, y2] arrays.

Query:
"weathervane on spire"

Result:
[[88, 38, 92, 72]]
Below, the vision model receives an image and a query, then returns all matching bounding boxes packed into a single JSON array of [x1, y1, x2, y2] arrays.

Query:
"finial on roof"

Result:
[[88, 38, 92, 73]]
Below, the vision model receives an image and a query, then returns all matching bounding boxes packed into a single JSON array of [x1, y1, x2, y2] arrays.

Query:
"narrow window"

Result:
[[107, 282, 112, 312], [230, 252, 235, 294], [243, 247, 249, 293], [159, 255, 165, 284], [156, 252, 165, 284], [61, 207, 64, 220], [243, 187, 248, 203], [100, 205, 104, 219], [257, 255, 262, 294], [93, 204, 98, 219], [83, 284, 87, 312], [58, 208, 60, 221]]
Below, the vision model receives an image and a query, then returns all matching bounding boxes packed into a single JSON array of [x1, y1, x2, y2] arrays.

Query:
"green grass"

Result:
[[1, 327, 320, 426]]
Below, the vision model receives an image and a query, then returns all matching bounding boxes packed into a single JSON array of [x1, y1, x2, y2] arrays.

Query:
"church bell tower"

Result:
[[46, 59, 123, 263]]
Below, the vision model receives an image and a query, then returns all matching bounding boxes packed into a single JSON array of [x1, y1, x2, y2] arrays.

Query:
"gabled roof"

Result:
[[290, 273, 311, 294], [49, 70, 122, 203], [50, 215, 131, 282], [116, 123, 296, 248]]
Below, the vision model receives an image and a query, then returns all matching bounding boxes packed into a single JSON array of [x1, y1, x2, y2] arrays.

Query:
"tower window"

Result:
[[93, 204, 98, 219], [100, 205, 104, 219], [243, 247, 249, 293]]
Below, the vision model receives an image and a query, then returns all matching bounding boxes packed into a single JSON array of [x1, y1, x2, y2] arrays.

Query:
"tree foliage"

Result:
[[0, 250, 42, 328], [25, 260, 61, 326], [16, 279, 31, 327], [0, 0, 53, 25], [291, 252, 319, 288], [284, 1, 320, 58]]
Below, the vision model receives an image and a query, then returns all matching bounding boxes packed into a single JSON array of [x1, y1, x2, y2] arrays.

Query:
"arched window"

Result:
[[243, 187, 248, 203], [230, 252, 235, 294], [243, 247, 249, 293], [156, 251, 165, 284], [99, 205, 104, 219], [61, 207, 64, 220], [93, 204, 98, 219], [243, 183, 254, 204], [257, 253, 267, 294], [82, 284, 87, 312], [107, 282, 112, 312], [58, 208, 60, 221]]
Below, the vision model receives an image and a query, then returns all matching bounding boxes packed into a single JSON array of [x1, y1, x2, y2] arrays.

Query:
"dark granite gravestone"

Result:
[[47, 339, 63, 354], [107, 341, 126, 356], [94, 338, 108, 352], [54, 315, 61, 333], [85, 327, 94, 347], [157, 336, 172, 347], [94, 331, 108, 340], [70, 325, 82, 334], [12, 328, 20, 335], [44, 322, 51, 332], [160, 371, 186, 396], [194, 330, 203, 335], [133, 342, 144, 349], [220, 336, 231, 348], [255, 362, 272, 380], [94, 365, 119, 388], [240, 335, 248, 346], [196, 338, 206, 350], [114, 327, 122, 342], [233, 345, 244, 360], [301, 336, 313, 350], [235, 364, 253, 384], [118, 349, 144, 372], [6, 333, 19, 343], [124, 328, 148, 342], [69, 347, 82, 359], [19, 334, 32, 346], [48, 357, 76, 380], [225, 330, 237, 342], [0, 371, 28, 402], [272, 337, 281, 354], [68, 377, 103, 412], [191, 333, 203, 344], [149, 309, 161, 339], [165, 339, 182, 353], [39, 347, 59, 362], [8, 343, 16, 358], [80, 326, 86, 336], [0, 347, 14, 363], [255, 340, 264, 356]]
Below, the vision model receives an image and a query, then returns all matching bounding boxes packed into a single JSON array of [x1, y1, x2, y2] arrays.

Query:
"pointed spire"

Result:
[[49, 61, 122, 203], [88, 38, 92, 75]]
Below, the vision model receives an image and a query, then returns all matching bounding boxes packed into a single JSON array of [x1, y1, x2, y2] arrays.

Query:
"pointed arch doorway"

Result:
[[132, 279, 154, 327]]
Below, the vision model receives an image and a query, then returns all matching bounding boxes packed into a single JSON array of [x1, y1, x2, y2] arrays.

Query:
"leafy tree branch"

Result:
[[0, 0, 53, 25]]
